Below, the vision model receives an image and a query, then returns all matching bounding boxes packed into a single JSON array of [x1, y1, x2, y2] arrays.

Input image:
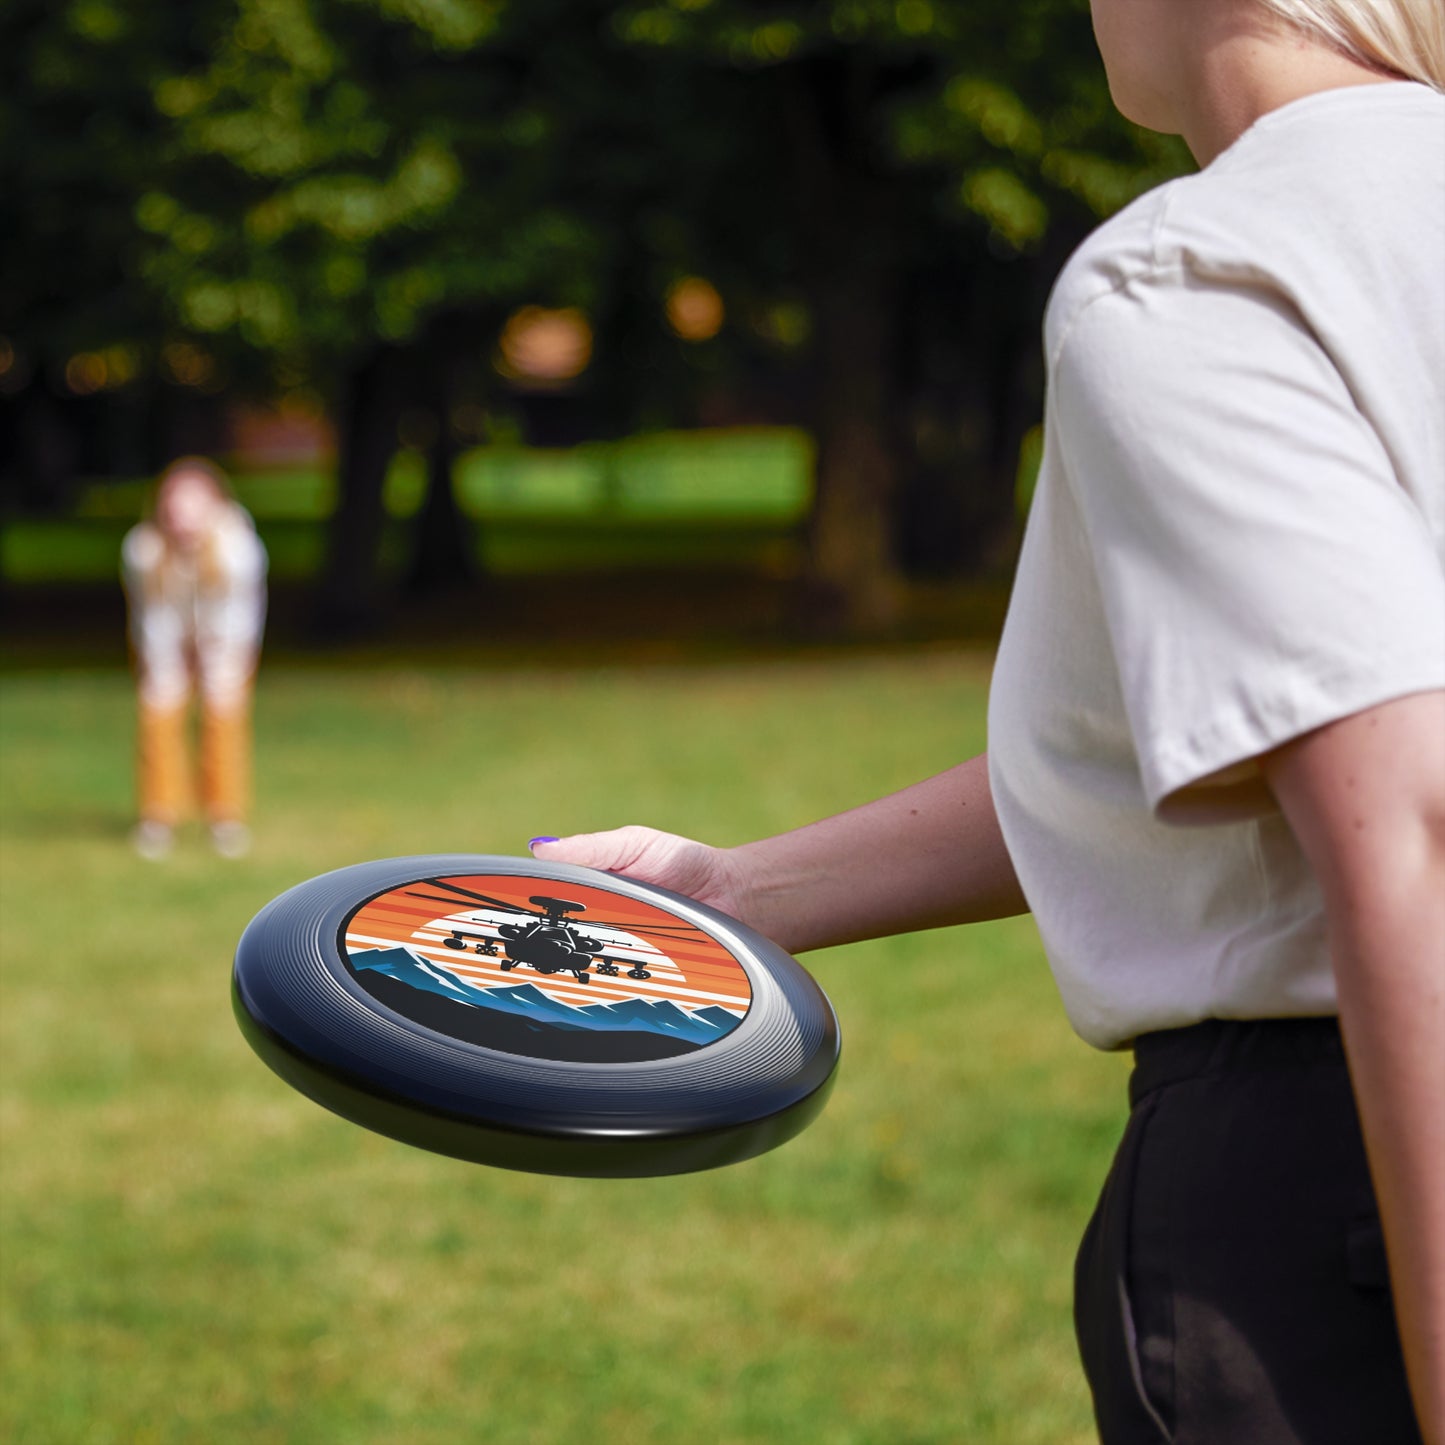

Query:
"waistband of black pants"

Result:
[[1129, 1016, 1345, 1108]]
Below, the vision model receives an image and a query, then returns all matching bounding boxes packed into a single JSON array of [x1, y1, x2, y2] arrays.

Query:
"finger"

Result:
[[529, 828, 647, 872]]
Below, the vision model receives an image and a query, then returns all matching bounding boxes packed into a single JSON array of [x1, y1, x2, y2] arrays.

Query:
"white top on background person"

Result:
[[531, 1, 1445, 1435], [122, 460, 268, 711], [988, 80, 1445, 1050]]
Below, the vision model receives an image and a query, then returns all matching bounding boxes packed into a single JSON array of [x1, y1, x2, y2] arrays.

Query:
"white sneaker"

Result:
[[132, 820, 174, 861], [210, 821, 252, 859]]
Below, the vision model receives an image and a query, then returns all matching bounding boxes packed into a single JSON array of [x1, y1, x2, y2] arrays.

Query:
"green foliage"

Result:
[[0, 1, 184, 362], [126, 0, 607, 371], [2, 0, 1190, 386], [0, 657, 1128, 1443], [606, 0, 1189, 248]]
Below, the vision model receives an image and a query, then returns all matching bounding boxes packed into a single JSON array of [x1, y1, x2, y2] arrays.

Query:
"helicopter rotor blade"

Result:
[[583, 917, 706, 937], [403, 890, 511, 912], [412, 880, 712, 938], [420, 879, 539, 915], [468, 893, 547, 916], [579, 912, 701, 931]]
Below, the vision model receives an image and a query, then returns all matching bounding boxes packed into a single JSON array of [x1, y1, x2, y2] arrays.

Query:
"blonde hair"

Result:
[[149, 456, 238, 593], [155, 455, 233, 506], [1257, 0, 1445, 89]]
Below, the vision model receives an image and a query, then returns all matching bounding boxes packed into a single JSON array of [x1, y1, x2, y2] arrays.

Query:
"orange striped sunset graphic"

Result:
[[341, 873, 752, 1063]]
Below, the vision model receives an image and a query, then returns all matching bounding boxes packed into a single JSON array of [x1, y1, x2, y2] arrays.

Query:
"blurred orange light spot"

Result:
[[161, 341, 216, 389], [496, 307, 593, 384], [65, 353, 108, 395], [666, 277, 725, 342], [0, 337, 14, 377]]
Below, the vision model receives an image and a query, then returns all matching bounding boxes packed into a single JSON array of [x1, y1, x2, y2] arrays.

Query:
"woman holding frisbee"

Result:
[[533, 1, 1445, 1439]]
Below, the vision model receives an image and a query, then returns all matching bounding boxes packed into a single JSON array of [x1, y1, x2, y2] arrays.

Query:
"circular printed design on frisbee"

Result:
[[234, 855, 840, 1176], [340, 872, 753, 1064]]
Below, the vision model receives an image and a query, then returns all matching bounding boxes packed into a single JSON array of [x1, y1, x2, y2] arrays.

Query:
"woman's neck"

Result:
[[1178, 8, 1401, 166]]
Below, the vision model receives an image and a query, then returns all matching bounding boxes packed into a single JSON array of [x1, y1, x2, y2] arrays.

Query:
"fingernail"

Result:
[[528, 836, 559, 850]]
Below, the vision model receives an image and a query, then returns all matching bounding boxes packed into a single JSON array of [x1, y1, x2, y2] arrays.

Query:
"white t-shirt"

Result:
[[988, 82, 1445, 1050], [122, 502, 268, 709]]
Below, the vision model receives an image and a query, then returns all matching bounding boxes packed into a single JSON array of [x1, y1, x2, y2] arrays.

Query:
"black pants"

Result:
[[1074, 1018, 1422, 1445]]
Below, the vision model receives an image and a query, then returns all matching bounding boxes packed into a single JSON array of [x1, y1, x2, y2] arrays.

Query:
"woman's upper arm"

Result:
[[1261, 689, 1445, 911], [1054, 278, 1445, 822], [1264, 693, 1445, 1443]]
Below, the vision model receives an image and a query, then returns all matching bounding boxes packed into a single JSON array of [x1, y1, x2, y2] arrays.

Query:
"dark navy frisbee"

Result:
[[232, 855, 839, 1177]]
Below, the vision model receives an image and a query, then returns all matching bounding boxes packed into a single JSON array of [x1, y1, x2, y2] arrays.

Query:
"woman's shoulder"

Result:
[[212, 503, 268, 575], [1045, 83, 1445, 367], [1043, 182, 1184, 363], [121, 521, 165, 575]]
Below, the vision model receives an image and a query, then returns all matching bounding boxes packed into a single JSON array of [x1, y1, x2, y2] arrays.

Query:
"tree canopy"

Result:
[[1, 0, 1191, 627]]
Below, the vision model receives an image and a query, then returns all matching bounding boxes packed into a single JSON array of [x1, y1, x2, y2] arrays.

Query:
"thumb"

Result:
[[529, 827, 650, 873], [529, 827, 738, 917]]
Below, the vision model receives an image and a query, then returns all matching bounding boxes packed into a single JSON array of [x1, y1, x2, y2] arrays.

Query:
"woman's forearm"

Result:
[[728, 752, 1028, 955], [1265, 690, 1445, 1444], [1330, 853, 1445, 1445]]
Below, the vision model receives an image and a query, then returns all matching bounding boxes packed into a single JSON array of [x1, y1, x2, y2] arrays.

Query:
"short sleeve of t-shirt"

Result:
[[1053, 273, 1445, 821]]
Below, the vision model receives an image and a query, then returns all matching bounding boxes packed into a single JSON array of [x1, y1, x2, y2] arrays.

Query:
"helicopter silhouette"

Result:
[[403, 877, 705, 988]]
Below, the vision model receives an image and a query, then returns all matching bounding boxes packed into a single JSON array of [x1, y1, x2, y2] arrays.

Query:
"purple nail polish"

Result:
[[528, 836, 559, 849]]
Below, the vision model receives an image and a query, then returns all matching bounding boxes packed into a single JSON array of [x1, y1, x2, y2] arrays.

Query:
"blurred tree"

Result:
[[125, 0, 612, 632], [125, 0, 786, 631], [2, 0, 1189, 632], [0, 0, 212, 508], [606, 0, 1191, 625]]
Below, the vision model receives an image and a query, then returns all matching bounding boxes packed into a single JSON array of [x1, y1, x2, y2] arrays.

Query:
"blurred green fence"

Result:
[[1, 427, 814, 583]]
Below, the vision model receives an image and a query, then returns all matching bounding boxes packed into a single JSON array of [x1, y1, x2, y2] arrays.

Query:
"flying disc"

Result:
[[232, 855, 839, 1177]]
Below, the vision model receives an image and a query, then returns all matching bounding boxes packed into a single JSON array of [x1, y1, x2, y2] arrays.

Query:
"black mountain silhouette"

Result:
[[348, 947, 745, 1064]]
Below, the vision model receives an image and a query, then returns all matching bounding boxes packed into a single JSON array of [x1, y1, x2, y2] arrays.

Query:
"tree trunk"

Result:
[[780, 58, 907, 635], [804, 270, 905, 632], [404, 356, 476, 596], [892, 237, 1056, 580], [313, 345, 404, 641], [6, 382, 81, 513]]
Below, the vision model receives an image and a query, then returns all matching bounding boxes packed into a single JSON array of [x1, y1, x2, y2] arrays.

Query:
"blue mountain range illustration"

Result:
[[350, 946, 743, 1047]]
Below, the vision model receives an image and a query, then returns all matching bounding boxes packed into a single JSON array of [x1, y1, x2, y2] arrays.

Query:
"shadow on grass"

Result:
[[1, 571, 1013, 673]]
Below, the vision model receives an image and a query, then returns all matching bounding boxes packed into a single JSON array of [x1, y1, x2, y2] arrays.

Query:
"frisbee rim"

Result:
[[232, 854, 840, 1176], [232, 978, 838, 1176]]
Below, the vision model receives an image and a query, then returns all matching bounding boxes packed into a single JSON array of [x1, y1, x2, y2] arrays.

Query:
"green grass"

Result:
[[0, 515, 805, 584], [2, 429, 814, 584], [0, 654, 1127, 1444]]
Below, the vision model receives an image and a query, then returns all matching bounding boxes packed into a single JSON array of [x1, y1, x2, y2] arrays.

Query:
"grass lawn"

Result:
[[0, 652, 1127, 1444], [1, 429, 815, 585]]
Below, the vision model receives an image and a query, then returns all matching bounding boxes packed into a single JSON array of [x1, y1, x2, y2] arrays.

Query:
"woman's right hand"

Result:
[[529, 827, 756, 928], [527, 757, 1026, 957]]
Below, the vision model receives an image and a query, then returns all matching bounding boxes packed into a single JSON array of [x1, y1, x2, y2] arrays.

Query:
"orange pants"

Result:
[[137, 692, 252, 826]]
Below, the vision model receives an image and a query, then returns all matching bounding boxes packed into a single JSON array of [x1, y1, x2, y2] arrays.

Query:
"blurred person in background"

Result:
[[532, 0, 1445, 1441], [122, 457, 267, 860]]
